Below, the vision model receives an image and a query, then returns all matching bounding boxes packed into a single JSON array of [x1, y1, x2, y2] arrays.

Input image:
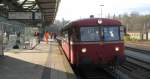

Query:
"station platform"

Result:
[[125, 41, 150, 51], [0, 40, 76, 79]]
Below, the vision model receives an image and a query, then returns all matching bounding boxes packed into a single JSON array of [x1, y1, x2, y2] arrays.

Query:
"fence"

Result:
[[0, 19, 40, 52]]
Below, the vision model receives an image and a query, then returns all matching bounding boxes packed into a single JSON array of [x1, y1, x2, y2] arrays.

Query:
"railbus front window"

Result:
[[80, 27, 100, 41], [103, 27, 120, 41]]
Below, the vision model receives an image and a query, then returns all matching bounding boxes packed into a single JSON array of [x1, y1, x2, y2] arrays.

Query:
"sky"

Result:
[[56, 0, 150, 21]]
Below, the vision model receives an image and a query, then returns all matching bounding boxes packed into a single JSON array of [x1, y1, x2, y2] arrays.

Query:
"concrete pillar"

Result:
[[0, 23, 4, 56], [39, 26, 45, 41]]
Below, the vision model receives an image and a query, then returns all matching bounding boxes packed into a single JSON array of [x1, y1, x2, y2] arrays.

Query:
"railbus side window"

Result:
[[64, 31, 68, 42], [62, 30, 69, 42], [72, 28, 79, 41]]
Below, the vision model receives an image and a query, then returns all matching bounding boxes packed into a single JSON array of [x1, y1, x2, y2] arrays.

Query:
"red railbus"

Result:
[[60, 18, 125, 67]]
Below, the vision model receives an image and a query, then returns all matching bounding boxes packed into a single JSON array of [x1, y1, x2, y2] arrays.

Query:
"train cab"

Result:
[[61, 18, 126, 66]]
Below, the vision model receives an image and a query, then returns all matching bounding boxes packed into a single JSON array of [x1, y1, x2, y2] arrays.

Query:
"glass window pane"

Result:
[[103, 27, 119, 41], [80, 27, 100, 41]]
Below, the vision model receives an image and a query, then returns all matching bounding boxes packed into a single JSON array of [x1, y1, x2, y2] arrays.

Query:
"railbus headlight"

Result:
[[70, 41, 73, 45], [81, 48, 87, 53], [115, 47, 119, 51]]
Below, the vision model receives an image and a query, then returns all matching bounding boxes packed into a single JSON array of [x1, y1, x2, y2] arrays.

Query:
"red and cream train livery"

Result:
[[60, 18, 125, 66]]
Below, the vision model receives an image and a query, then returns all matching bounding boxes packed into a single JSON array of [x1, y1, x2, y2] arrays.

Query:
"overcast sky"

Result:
[[56, 0, 150, 21]]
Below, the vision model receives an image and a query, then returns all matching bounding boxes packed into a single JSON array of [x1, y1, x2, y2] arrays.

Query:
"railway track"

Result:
[[104, 47, 150, 79], [118, 47, 150, 79], [74, 65, 115, 79], [125, 48, 150, 70], [125, 46, 150, 55], [116, 61, 150, 79]]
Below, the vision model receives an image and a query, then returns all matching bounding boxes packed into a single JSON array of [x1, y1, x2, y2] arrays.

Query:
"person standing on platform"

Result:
[[6, 31, 10, 41], [51, 32, 54, 39], [53, 33, 57, 39], [44, 31, 49, 44], [49, 32, 52, 39]]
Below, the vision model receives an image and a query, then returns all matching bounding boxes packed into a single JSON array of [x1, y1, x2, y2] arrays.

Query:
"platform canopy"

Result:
[[37, 0, 60, 24], [0, 0, 60, 25]]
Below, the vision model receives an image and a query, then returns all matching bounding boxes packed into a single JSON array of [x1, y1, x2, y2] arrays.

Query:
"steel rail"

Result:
[[125, 46, 150, 55]]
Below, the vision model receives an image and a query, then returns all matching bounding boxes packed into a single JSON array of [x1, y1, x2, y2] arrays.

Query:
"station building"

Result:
[[127, 31, 150, 40]]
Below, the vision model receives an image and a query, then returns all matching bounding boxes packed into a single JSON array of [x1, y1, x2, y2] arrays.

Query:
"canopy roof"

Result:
[[0, 0, 60, 25]]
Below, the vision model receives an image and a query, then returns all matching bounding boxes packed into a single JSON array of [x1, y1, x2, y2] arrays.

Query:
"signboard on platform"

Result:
[[8, 12, 42, 20], [8, 12, 32, 20]]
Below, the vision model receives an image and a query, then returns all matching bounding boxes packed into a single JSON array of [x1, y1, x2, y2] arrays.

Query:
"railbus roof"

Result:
[[72, 18, 122, 26], [62, 18, 122, 31]]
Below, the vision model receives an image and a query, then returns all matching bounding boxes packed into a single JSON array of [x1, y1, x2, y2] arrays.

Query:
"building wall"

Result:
[[128, 32, 150, 40], [148, 33, 150, 40], [127, 32, 142, 40]]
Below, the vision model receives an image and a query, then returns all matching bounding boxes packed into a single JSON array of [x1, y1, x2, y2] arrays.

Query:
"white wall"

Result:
[[148, 33, 150, 40]]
